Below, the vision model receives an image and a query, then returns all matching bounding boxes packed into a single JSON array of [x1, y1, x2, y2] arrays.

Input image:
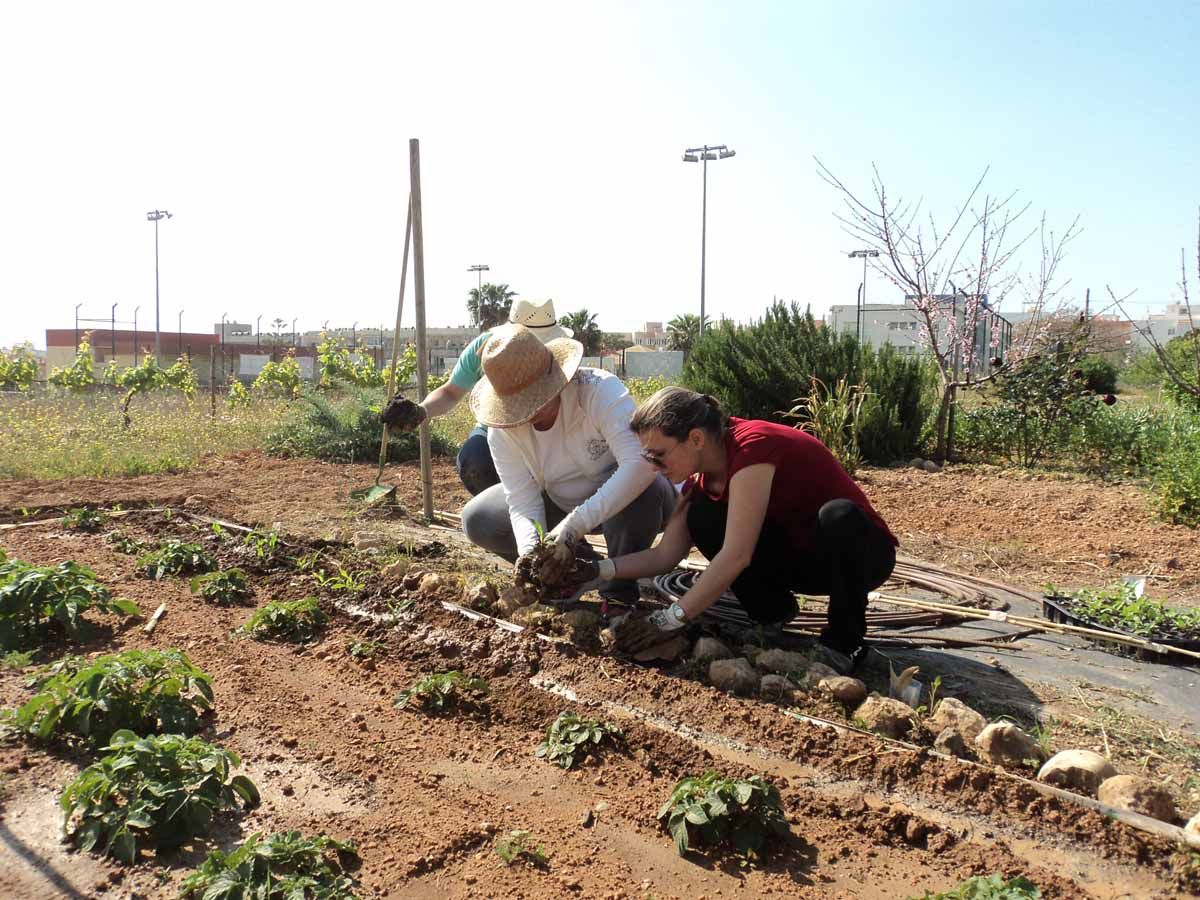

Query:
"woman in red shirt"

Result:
[[581, 387, 897, 674]]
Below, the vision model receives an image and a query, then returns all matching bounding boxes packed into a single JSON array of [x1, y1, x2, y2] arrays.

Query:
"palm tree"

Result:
[[467, 283, 517, 330], [560, 309, 603, 357], [667, 314, 710, 354]]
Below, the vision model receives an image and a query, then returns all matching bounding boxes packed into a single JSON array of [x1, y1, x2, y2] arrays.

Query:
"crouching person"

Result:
[[460, 325, 676, 604], [571, 387, 897, 674]]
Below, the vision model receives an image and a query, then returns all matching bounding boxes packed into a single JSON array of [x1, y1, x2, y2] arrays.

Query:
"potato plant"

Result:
[[394, 672, 489, 714], [190, 568, 252, 606], [138, 540, 216, 580], [4, 648, 214, 746], [105, 529, 146, 555], [242, 527, 286, 567], [180, 830, 359, 900], [658, 771, 789, 862], [60, 730, 259, 863], [61, 507, 107, 533], [0, 555, 139, 650], [238, 597, 327, 642], [535, 711, 620, 769], [912, 874, 1041, 899], [494, 830, 548, 868]]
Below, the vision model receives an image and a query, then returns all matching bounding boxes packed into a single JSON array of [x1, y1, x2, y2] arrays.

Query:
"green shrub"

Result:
[[0, 557, 139, 650], [253, 351, 303, 398], [62, 507, 107, 533], [180, 831, 359, 899], [48, 336, 97, 391], [658, 771, 789, 861], [190, 569, 252, 605], [781, 377, 868, 475], [137, 541, 216, 580], [684, 303, 933, 463], [0, 343, 38, 391], [227, 379, 253, 408], [1078, 354, 1118, 395], [1153, 425, 1200, 526], [1068, 404, 1174, 476], [627, 375, 669, 405], [912, 873, 1040, 899], [238, 597, 327, 642], [395, 671, 489, 714], [4, 649, 213, 745], [264, 390, 455, 464], [60, 730, 259, 863], [535, 711, 620, 769]]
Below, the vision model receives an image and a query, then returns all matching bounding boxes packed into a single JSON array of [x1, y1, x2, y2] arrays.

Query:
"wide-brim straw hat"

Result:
[[508, 298, 573, 341], [469, 324, 583, 428]]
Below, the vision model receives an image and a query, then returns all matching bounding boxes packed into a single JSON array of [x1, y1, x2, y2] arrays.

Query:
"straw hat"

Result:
[[469, 325, 583, 428], [508, 298, 574, 341]]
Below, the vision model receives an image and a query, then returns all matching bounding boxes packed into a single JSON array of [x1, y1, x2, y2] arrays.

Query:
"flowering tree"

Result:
[[817, 161, 1080, 460], [1109, 213, 1200, 411]]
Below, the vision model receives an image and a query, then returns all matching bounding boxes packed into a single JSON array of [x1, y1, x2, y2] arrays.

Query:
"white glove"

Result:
[[547, 521, 581, 551]]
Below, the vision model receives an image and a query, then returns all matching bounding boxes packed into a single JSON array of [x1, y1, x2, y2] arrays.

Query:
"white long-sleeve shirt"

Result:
[[487, 368, 658, 554]]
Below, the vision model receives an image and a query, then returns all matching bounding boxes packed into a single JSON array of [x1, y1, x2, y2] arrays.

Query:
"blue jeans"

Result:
[[456, 425, 500, 496]]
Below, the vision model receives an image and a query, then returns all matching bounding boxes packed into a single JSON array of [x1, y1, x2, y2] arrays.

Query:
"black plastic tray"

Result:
[[1042, 594, 1200, 663]]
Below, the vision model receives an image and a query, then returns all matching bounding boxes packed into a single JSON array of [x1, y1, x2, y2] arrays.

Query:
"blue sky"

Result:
[[1, 0, 1196, 349]]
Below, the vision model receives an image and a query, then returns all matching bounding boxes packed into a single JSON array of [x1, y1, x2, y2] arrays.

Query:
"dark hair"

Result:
[[629, 386, 726, 440]]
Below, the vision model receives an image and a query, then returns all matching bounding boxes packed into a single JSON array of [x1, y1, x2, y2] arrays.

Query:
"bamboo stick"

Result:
[[377, 196, 414, 479], [409, 138, 434, 521]]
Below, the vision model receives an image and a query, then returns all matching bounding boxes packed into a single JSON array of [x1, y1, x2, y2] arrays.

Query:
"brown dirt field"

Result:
[[1, 463, 1197, 898]]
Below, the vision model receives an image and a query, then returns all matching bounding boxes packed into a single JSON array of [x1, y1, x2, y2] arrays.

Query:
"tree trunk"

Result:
[[932, 383, 955, 461]]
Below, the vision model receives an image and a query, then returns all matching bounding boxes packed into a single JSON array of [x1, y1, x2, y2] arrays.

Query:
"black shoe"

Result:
[[816, 641, 867, 676]]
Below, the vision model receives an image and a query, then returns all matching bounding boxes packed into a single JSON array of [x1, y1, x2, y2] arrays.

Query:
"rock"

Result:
[[974, 723, 1043, 767], [1186, 813, 1200, 837], [803, 661, 839, 688], [691, 636, 734, 662], [708, 658, 760, 696], [759, 674, 796, 701], [418, 573, 449, 597], [633, 635, 690, 663], [933, 727, 970, 758], [352, 531, 390, 552], [499, 583, 539, 610], [755, 648, 810, 675], [382, 560, 410, 579], [1038, 750, 1117, 796], [402, 569, 428, 590], [853, 695, 915, 739], [921, 460, 942, 473], [909, 458, 925, 469], [819, 676, 867, 706], [928, 698, 987, 745], [509, 603, 558, 630], [461, 579, 497, 611], [1097, 774, 1177, 822]]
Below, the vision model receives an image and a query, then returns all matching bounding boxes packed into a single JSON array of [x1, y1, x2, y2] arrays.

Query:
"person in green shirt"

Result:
[[380, 299, 574, 495]]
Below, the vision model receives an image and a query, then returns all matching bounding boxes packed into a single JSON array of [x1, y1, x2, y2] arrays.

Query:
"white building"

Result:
[[630, 321, 672, 349]]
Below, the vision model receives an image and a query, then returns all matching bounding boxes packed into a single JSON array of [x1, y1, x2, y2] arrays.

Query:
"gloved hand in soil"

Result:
[[514, 523, 583, 592], [615, 602, 689, 654], [379, 397, 427, 431]]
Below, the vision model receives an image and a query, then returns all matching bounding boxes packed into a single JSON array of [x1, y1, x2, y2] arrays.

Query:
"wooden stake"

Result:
[[209, 346, 216, 418], [377, 196, 414, 478], [409, 138, 434, 521], [144, 603, 167, 634]]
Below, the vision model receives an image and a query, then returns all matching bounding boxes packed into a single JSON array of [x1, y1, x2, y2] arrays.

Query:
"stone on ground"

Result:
[[1097, 774, 1177, 822], [909, 458, 925, 469], [708, 658, 760, 696], [691, 636, 734, 662], [1037, 749, 1117, 796], [759, 674, 795, 701], [974, 723, 1043, 767], [461, 579, 497, 611], [634, 635, 690, 663], [928, 697, 987, 744], [854, 695, 915, 739], [755, 648, 811, 675], [933, 727, 970, 758], [921, 460, 942, 473], [803, 661, 840, 688], [818, 676, 867, 706], [353, 530, 390, 551]]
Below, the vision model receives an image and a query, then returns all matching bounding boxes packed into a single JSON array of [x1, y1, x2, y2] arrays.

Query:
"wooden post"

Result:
[[209, 346, 216, 418], [409, 138, 435, 521]]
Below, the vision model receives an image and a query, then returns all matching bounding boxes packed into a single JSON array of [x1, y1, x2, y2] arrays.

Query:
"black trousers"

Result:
[[686, 492, 896, 651]]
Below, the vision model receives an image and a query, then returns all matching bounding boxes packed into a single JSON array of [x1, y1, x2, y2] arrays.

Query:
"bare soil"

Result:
[[0, 455, 1197, 898]]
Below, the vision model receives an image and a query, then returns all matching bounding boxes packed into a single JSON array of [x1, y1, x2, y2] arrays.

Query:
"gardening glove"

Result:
[[379, 397, 427, 431], [615, 603, 689, 654]]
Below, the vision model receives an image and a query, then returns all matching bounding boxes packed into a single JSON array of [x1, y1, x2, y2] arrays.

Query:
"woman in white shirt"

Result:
[[460, 325, 676, 604]]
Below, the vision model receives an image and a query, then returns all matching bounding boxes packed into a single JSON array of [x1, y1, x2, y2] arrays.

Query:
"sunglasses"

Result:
[[640, 439, 680, 469]]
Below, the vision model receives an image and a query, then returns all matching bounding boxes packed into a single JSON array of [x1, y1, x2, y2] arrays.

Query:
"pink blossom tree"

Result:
[[817, 161, 1080, 460]]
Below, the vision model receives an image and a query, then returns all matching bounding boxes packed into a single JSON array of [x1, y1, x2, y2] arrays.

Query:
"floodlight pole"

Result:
[[74, 302, 82, 350], [178, 310, 184, 358], [848, 249, 880, 344], [147, 210, 172, 363], [133, 306, 140, 365], [468, 264, 489, 292], [682, 145, 736, 336]]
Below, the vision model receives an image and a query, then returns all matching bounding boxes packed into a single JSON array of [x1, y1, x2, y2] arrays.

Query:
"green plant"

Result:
[[227, 378, 253, 408], [535, 711, 620, 769], [313, 565, 365, 593], [190, 568, 252, 606], [394, 672, 489, 714], [253, 350, 304, 398], [494, 830, 548, 868], [48, 335, 97, 391], [243, 527, 284, 564], [105, 355, 199, 428], [346, 639, 384, 659], [3, 650, 34, 669], [911, 874, 1040, 899], [60, 730, 259, 863], [239, 597, 327, 642], [62, 507, 107, 533], [0, 558, 139, 650], [1052, 580, 1200, 637], [137, 540, 216, 580], [1078, 354, 1118, 395], [0, 342, 38, 391], [180, 830, 359, 899], [4, 649, 214, 745], [626, 375, 669, 405], [105, 529, 146, 555], [1152, 420, 1200, 526], [781, 376, 869, 475], [657, 771, 789, 862]]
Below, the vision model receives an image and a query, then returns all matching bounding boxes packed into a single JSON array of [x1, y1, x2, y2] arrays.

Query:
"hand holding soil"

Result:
[[379, 398, 427, 431]]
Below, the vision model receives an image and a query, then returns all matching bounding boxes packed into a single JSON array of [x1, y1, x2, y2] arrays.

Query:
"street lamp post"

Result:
[[146, 210, 173, 363], [682, 145, 736, 337], [220, 313, 227, 381], [111, 303, 118, 361], [256, 315, 262, 352], [74, 302, 82, 350], [133, 306, 140, 366], [847, 249, 880, 345], [178, 310, 184, 358], [467, 264, 489, 292], [291, 318, 297, 347]]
